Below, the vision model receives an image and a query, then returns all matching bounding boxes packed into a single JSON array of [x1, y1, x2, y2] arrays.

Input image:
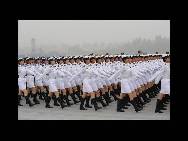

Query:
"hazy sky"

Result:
[[18, 20, 170, 47]]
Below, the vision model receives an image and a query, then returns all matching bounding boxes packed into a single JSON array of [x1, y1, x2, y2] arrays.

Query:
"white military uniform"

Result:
[[25, 64, 36, 88], [44, 64, 58, 92], [34, 64, 44, 87], [18, 64, 27, 90], [160, 63, 170, 95]]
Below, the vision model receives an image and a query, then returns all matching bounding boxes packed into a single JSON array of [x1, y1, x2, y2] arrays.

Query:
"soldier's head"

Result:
[[164, 55, 170, 63], [30, 58, 35, 64], [25, 57, 31, 64], [105, 57, 110, 63], [48, 57, 55, 65], [114, 56, 119, 61], [109, 56, 114, 62], [166, 56, 170, 63], [90, 57, 96, 64], [75, 57, 81, 63], [84, 57, 90, 64], [18, 58, 24, 65], [65, 57, 70, 64], [70, 57, 75, 64], [118, 56, 123, 62], [58, 57, 64, 64], [122, 57, 129, 63], [44, 58, 49, 64], [101, 57, 105, 63], [35, 57, 41, 64], [96, 57, 102, 63]]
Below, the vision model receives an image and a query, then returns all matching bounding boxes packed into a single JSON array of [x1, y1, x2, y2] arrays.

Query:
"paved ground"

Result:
[[18, 97, 170, 120]]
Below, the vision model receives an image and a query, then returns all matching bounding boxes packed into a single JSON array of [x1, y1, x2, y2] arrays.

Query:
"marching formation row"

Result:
[[18, 54, 170, 113]]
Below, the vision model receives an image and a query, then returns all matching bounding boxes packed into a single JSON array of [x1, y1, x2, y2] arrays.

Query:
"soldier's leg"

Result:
[[111, 83, 119, 100], [141, 84, 151, 103], [117, 93, 126, 112], [18, 90, 23, 106], [54, 91, 65, 109], [85, 92, 92, 108], [38, 86, 45, 100], [80, 92, 87, 110], [60, 89, 67, 106], [107, 85, 114, 102], [90, 92, 101, 111], [129, 92, 142, 112], [31, 87, 40, 104], [64, 88, 73, 106], [73, 86, 81, 102], [45, 91, 53, 108], [22, 89, 34, 107], [155, 93, 166, 113], [100, 88, 109, 105], [53, 89, 60, 106], [70, 87, 80, 104], [96, 89, 107, 107]]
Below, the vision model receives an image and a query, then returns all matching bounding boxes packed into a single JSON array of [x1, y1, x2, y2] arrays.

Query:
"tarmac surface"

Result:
[[18, 97, 170, 120]]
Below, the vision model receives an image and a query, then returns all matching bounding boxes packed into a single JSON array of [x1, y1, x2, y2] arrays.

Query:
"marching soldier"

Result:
[[155, 55, 170, 113], [18, 58, 35, 107]]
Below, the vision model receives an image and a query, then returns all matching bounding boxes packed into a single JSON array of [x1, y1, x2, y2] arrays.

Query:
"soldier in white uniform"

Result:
[[18, 58, 35, 107], [155, 55, 170, 113], [62, 57, 79, 105], [34, 57, 46, 100], [43, 57, 66, 109], [79, 56, 103, 111], [25, 57, 41, 105]]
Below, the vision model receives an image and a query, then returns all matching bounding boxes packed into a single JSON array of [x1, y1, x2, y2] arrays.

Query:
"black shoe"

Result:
[[124, 95, 131, 106], [54, 97, 60, 106], [80, 97, 87, 110], [110, 90, 118, 101], [117, 109, 125, 112], [45, 96, 53, 108], [18, 95, 23, 106], [91, 98, 101, 111], [120, 96, 129, 110], [130, 98, 141, 112], [39, 92, 45, 100], [85, 96, 92, 108], [162, 99, 168, 105], [85, 104, 92, 108], [59, 95, 68, 107], [46, 105, 53, 108], [122, 106, 128, 109], [138, 95, 146, 105], [125, 103, 131, 106], [103, 93, 109, 105], [140, 92, 150, 103], [135, 97, 143, 110], [75, 91, 82, 101], [117, 99, 125, 112], [64, 95, 73, 106], [18, 103, 23, 106], [80, 106, 87, 110], [57, 97, 66, 109], [97, 96, 107, 107], [105, 92, 113, 103], [155, 110, 163, 113], [155, 99, 163, 113], [33, 94, 40, 104], [70, 93, 80, 104], [25, 96, 35, 107], [160, 107, 167, 110], [102, 93, 111, 106]]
